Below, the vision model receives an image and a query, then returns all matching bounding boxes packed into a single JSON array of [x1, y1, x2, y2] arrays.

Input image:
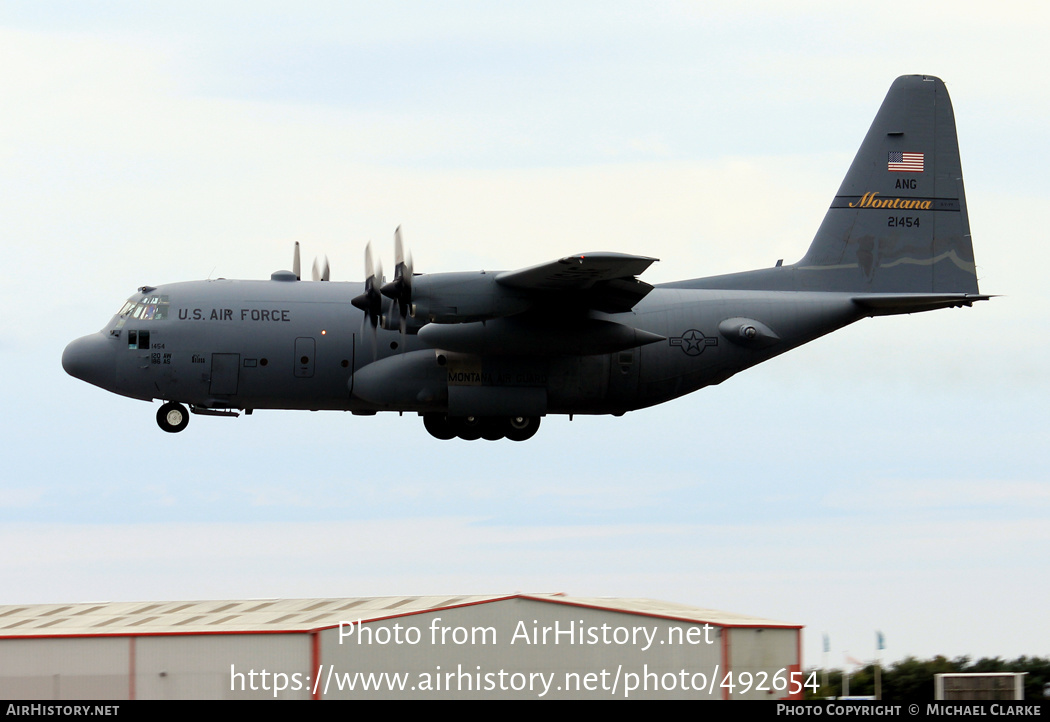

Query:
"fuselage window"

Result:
[[128, 330, 150, 350]]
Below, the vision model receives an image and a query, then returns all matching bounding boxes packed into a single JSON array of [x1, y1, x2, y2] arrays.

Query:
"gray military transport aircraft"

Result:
[[63, 75, 987, 441]]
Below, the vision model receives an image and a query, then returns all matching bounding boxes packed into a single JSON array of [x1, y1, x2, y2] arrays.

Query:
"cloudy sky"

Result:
[[1, 1, 1047, 672]]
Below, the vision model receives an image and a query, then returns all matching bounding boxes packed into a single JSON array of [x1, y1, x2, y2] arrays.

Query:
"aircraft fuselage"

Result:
[[66, 277, 864, 418]]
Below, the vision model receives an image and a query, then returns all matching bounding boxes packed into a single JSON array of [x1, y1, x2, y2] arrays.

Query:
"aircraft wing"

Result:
[[495, 252, 658, 312]]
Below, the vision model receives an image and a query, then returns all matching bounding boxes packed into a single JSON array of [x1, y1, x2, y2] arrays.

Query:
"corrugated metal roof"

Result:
[[533, 596, 799, 628], [0, 594, 798, 638]]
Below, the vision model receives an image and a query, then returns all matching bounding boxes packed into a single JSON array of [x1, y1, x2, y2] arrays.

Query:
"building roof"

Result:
[[0, 594, 799, 638]]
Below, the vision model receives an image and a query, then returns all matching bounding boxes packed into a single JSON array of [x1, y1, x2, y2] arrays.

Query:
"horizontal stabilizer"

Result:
[[852, 293, 991, 315]]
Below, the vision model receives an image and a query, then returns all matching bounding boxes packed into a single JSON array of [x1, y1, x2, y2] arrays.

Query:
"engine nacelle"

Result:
[[409, 272, 531, 323]]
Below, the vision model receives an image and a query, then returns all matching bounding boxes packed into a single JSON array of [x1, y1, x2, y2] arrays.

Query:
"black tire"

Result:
[[423, 413, 455, 440], [156, 402, 189, 433], [452, 416, 482, 441], [505, 415, 540, 442], [480, 417, 506, 441]]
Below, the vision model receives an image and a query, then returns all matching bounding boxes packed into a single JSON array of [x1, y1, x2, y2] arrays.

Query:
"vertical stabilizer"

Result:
[[799, 75, 978, 293]]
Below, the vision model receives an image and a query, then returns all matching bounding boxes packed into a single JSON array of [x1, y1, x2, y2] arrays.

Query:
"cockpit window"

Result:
[[115, 295, 169, 330]]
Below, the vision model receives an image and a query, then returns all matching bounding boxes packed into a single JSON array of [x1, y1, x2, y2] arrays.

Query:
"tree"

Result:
[[805, 655, 1050, 701]]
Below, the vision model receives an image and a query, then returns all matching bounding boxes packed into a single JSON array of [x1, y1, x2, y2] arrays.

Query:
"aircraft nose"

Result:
[[62, 333, 116, 390]]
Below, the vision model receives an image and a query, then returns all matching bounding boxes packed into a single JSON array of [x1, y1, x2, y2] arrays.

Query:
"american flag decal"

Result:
[[888, 151, 924, 172]]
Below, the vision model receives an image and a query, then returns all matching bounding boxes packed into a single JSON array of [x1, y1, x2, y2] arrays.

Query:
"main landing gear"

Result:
[[423, 413, 540, 442], [156, 401, 189, 433]]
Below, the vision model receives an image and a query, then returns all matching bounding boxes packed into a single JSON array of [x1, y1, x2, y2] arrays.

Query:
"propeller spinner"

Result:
[[351, 242, 383, 328]]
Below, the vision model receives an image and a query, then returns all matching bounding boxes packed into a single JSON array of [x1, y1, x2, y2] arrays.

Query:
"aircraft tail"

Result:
[[798, 74, 978, 294]]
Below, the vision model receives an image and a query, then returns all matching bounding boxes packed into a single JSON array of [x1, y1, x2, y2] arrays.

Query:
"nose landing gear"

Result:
[[156, 402, 189, 433]]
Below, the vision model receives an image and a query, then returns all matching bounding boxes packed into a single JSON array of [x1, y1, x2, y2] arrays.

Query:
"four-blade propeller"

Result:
[[381, 225, 414, 335], [311, 255, 330, 282], [350, 241, 384, 329]]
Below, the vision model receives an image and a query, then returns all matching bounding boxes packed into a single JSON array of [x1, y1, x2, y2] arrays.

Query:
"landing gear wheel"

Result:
[[452, 416, 482, 441], [157, 402, 189, 433], [505, 415, 540, 442], [423, 413, 456, 440], [480, 417, 506, 441]]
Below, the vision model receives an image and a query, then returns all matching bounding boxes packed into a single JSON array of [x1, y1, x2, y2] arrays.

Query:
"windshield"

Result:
[[115, 295, 169, 329]]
